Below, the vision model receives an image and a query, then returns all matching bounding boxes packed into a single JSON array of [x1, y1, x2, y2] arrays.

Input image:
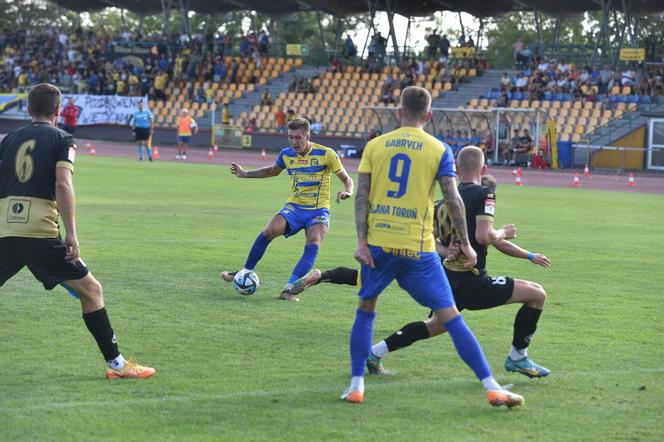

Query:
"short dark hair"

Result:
[[287, 117, 310, 132], [400, 86, 431, 120], [28, 83, 61, 118]]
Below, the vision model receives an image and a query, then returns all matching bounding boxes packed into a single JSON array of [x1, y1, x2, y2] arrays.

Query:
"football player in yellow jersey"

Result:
[[342, 86, 524, 408], [220, 118, 354, 301]]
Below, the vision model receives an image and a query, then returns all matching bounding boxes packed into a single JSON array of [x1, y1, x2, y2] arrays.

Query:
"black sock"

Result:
[[384, 321, 430, 353], [512, 305, 542, 349], [318, 267, 358, 286], [82, 307, 120, 362]]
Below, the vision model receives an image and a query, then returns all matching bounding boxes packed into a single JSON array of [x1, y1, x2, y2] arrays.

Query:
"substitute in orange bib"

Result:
[[176, 109, 197, 160]]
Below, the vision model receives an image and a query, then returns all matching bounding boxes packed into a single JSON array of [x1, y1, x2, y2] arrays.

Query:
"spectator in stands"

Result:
[[213, 59, 227, 83], [514, 38, 525, 68], [197, 85, 205, 104], [621, 68, 635, 87], [288, 75, 299, 92], [439, 34, 450, 61], [344, 35, 357, 58], [466, 36, 475, 49], [274, 108, 287, 133], [426, 30, 440, 59], [286, 109, 295, 122], [260, 89, 273, 106], [222, 103, 231, 125], [645, 35, 656, 62], [514, 72, 528, 92], [330, 57, 344, 74], [500, 72, 511, 90], [244, 117, 257, 134], [153, 71, 168, 101], [240, 36, 251, 57], [60, 97, 80, 135], [311, 119, 323, 135], [259, 32, 270, 56]]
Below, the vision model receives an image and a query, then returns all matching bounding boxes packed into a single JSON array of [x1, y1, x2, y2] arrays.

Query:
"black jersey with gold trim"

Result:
[[435, 182, 495, 273], [0, 122, 75, 238]]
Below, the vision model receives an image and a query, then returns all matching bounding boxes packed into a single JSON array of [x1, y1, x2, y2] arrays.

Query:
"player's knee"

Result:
[[79, 277, 103, 302], [528, 283, 547, 309], [424, 318, 446, 337]]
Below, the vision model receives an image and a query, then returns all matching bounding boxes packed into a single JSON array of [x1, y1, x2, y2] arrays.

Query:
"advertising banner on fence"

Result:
[[62, 95, 148, 126]]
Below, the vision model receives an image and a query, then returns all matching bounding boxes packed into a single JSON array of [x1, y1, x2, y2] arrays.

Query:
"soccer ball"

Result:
[[233, 269, 259, 296]]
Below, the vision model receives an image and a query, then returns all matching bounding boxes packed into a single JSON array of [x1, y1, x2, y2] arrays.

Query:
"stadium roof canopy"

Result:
[[51, 0, 664, 18]]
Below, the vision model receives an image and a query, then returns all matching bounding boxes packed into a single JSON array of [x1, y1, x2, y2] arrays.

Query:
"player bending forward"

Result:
[[220, 118, 354, 301], [294, 165, 551, 379], [343, 86, 523, 407], [0, 83, 155, 379]]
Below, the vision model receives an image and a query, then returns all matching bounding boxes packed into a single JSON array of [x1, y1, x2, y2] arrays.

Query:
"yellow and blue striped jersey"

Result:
[[357, 127, 456, 252], [276, 143, 344, 209]]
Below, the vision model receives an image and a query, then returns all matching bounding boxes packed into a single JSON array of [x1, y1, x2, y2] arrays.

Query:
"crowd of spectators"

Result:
[[493, 59, 664, 107], [0, 26, 272, 101]]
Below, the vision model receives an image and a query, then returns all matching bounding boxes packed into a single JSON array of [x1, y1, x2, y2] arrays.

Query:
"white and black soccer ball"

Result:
[[233, 269, 259, 296]]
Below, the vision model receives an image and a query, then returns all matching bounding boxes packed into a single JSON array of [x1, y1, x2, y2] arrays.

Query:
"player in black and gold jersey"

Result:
[[292, 146, 552, 379], [0, 83, 155, 379]]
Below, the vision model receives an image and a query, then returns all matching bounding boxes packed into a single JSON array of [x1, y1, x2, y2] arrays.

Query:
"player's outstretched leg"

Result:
[[64, 273, 155, 379], [368, 321, 432, 375], [291, 266, 358, 295], [281, 243, 319, 301]]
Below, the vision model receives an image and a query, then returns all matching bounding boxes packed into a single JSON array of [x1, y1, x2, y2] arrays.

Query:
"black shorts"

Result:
[[446, 268, 514, 311], [62, 125, 76, 135], [134, 127, 151, 141], [0, 237, 89, 290]]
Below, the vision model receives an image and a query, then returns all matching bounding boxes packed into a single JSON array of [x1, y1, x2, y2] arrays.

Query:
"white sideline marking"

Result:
[[1, 367, 663, 413]]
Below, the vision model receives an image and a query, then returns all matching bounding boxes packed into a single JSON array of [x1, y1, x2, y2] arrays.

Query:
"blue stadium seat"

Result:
[[563, 93, 573, 101], [554, 93, 564, 101], [616, 95, 628, 103], [513, 92, 523, 100], [627, 95, 639, 103], [641, 95, 652, 104], [544, 92, 553, 100]]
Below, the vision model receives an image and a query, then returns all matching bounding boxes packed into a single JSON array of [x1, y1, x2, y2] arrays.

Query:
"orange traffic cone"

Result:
[[515, 174, 523, 186], [627, 173, 636, 187], [573, 173, 581, 188], [260, 149, 267, 159], [517, 167, 523, 177], [153, 146, 160, 160], [583, 164, 590, 177], [208, 148, 214, 160]]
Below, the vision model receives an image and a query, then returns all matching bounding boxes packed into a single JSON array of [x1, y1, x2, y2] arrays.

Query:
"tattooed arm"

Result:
[[438, 175, 477, 268], [354, 172, 375, 268]]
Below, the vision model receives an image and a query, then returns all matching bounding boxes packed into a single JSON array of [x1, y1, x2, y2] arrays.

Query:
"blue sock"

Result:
[[244, 232, 271, 270], [147, 147, 153, 159], [138, 145, 143, 160], [445, 314, 492, 381], [350, 309, 376, 377], [288, 244, 319, 284]]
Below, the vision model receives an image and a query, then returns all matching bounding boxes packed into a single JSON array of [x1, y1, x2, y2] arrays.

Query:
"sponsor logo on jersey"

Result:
[[298, 159, 308, 164], [484, 199, 495, 215], [311, 158, 319, 166]]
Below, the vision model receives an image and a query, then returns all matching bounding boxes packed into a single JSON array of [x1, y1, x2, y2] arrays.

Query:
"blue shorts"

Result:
[[358, 245, 455, 310], [179, 136, 191, 143], [277, 204, 329, 238]]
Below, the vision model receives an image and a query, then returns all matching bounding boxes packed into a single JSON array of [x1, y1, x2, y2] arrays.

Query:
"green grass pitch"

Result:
[[1, 156, 663, 441]]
